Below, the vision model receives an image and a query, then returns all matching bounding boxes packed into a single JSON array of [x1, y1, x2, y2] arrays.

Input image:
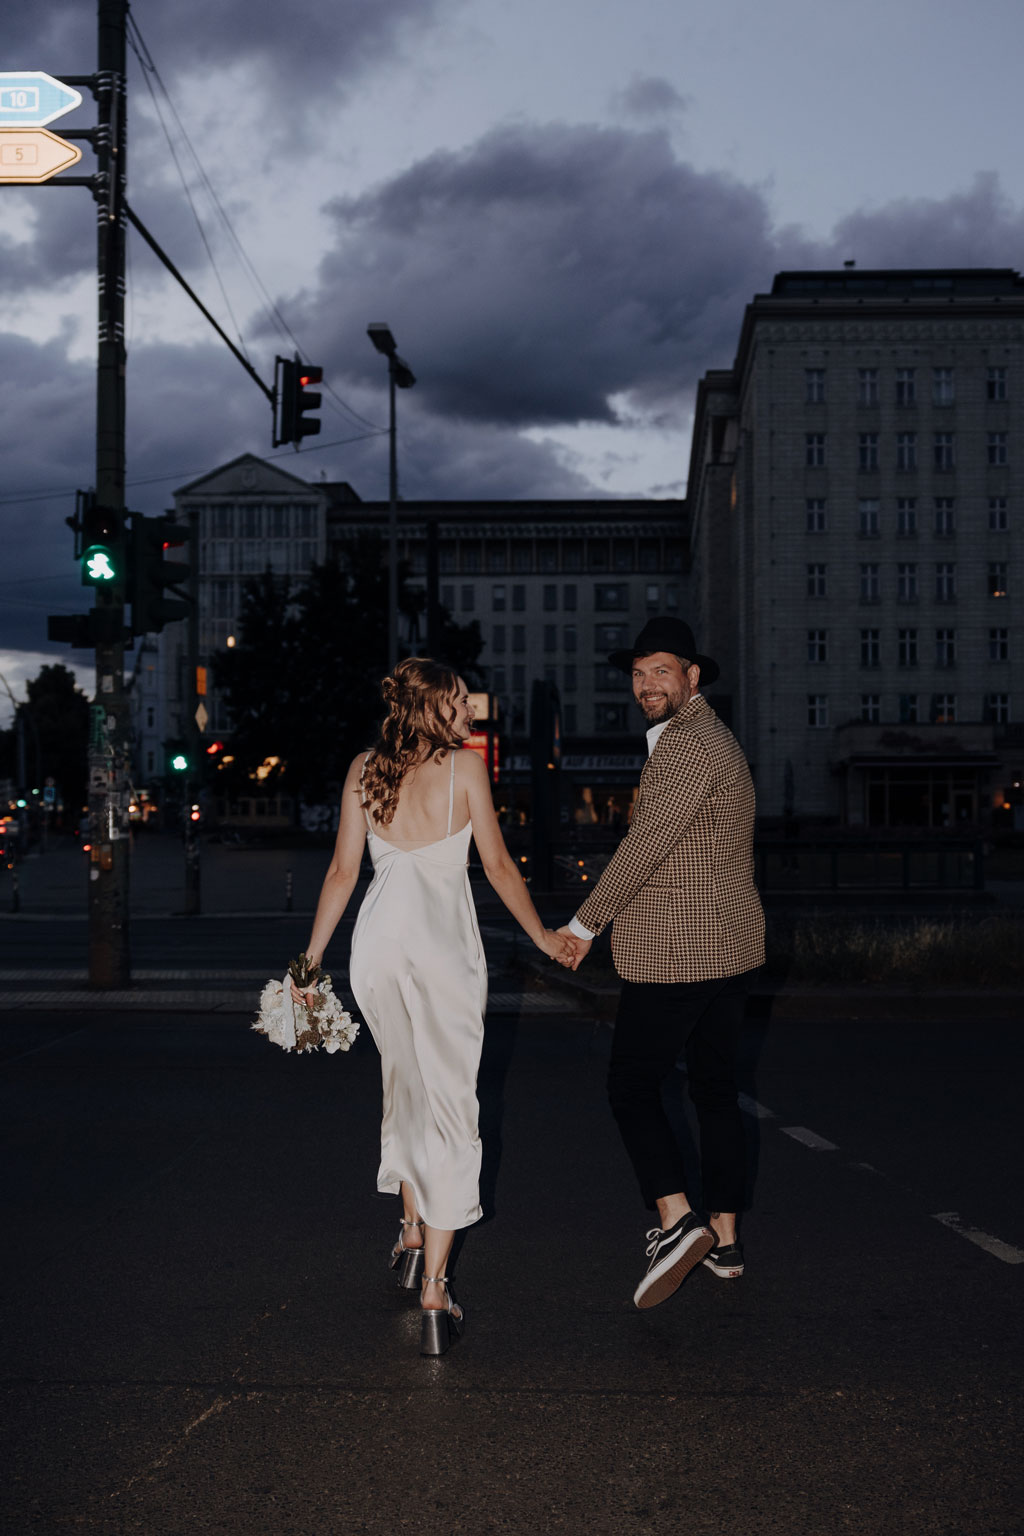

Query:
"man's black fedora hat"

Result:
[[608, 616, 720, 684]]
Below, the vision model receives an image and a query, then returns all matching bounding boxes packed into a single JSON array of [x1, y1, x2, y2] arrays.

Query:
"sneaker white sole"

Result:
[[702, 1257, 744, 1279], [633, 1228, 715, 1309]]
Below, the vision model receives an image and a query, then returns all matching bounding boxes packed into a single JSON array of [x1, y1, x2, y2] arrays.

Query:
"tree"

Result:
[[212, 538, 484, 803], [0, 664, 90, 812]]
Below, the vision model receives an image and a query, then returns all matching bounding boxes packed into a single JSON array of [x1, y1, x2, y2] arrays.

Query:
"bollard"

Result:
[[285, 868, 293, 913], [9, 864, 19, 914]]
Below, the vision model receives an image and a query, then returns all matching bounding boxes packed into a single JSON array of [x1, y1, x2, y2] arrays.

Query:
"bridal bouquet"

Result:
[[252, 953, 360, 1054]]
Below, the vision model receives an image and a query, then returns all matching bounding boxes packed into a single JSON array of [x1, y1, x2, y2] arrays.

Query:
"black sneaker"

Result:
[[702, 1241, 745, 1279], [633, 1212, 715, 1309]]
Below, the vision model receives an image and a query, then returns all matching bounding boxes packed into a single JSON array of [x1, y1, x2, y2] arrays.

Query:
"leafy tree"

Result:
[[212, 537, 483, 803], [0, 664, 90, 811]]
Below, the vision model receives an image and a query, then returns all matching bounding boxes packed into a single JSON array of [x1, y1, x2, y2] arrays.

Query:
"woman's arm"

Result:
[[463, 752, 573, 962], [296, 755, 368, 988]]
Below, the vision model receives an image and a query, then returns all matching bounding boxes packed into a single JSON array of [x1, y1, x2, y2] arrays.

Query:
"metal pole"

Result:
[[388, 360, 398, 672], [88, 0, 131, 987], [183, 505, 201, 915]]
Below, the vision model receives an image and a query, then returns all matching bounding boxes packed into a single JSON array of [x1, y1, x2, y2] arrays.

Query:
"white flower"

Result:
[[252, 974, 360, 1055]]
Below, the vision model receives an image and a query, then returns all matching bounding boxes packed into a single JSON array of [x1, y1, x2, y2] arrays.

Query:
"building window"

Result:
[[806, 498, 827, 533], [897, 563, 918, 603], [895, 367, 917, 406], [935, 628, 957, 667], [860, 628, 880, 667], [933, 498, 956, 537], [439, 543, 456, 574], [807, 629, 828, 663], [987, 366, 1008, 402], [858, 498, 880, 537], [935, 563, 957, 602], [538, 540, 557, 573], [595, 664, 628, 691], [896, 432, 917, 472], [587, 540, 610, 572], [563, 583, 577, 611], [543, 584, 557, 612], [983, 693, 1010, 725], [563, 540, 583, 572], [858, 433, 879, 471], [665, 584, 680, 609], [856, 367, 878, 405], [492, 624, 506, 654], [638, 540, 660, 572], [543, 664, 558, 686], [989, 561, 1008, 598], [563, 624, 577, 653], [988, 497, 1008, 532], [932, 367, 955, 405], [543, 624, 557, 653], [931, 693, 957, 724], [898, 694, 919, 724], [596, 623, 629, 649], [512, 665, 526, 691], [511, 701, 525, 731], [492, 666, 506, 693], [461, 542, 482, 573], [512, 585, 526, 612], [807, 563, 827, 598], [859, 563, 880, 603], [612, 540, 634, 573], [563, 663, 577, 692], [461, 585, 474, 612], [860, 694, 881, 723], [988, 431, 1009, 466], [989, 627, 1009, 662], [898, 628, 918, 667], [563, 703, 577, 733], [896, 498, 917, 537], [594, 582, 629, 611], [645, 583, 660, 609], [933, 432, 956, 471], [512, 625, 525, 653], [805, 368, 826, 403], [807, 694, 829, 728], [596, 702, 629, 732], [805, 433, 826, 467], [511, 545, 532, 573], [491, 583, 506, 612], [487, 544, 507, 573]]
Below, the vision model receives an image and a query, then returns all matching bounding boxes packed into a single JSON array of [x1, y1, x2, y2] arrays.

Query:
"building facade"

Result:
[[688, 268, 1024, 828]]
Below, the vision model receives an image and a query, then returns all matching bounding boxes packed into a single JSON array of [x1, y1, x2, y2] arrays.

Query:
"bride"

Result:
[[293, 658, 573, 1355]]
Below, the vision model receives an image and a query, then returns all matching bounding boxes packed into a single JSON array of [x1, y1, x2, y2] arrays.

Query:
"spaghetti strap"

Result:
[[359, 751, 374, 832], [447, 750, 456, 837]]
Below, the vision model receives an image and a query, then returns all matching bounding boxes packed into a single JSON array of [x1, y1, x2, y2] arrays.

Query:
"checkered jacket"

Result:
[[574, 694, 765, 983]]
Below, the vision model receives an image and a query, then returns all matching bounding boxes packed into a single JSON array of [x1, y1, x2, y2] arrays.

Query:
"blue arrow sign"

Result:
[[0, 72, 83, 128]]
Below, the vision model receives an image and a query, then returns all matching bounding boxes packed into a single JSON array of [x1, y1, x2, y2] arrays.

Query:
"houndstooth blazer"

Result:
[[574, 693, 765, 983]]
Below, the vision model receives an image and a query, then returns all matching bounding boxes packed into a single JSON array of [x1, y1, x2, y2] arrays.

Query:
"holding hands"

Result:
[[556, 926, 592, 971], [537, 928, 578, 966]]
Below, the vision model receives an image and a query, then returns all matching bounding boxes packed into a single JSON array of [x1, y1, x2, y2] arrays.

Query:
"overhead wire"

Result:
[[125, 12, 387, 437]]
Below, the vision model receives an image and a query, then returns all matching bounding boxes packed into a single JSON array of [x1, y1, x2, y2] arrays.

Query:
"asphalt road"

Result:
[[1, 992, 1021, 1535]]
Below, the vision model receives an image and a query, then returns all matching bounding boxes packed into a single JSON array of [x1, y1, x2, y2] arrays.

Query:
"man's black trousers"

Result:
[[607, 971, 751, 1213]]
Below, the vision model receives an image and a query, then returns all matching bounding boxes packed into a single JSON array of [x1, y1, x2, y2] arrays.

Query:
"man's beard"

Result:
[[638, 689, 683, 723]]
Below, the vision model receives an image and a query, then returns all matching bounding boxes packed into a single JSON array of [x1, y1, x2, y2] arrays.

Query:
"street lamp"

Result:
[[367, 322, 416, 671]]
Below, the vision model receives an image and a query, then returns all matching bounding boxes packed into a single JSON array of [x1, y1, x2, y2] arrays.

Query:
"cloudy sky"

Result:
[[2, 0, 1024, 719]]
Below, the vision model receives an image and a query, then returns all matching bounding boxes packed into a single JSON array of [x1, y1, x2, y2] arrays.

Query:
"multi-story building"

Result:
[[141, 454, 686, 824], [688, 268, 1024, 828]]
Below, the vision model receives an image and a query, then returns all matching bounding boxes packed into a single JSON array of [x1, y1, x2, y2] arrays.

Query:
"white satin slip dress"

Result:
[[348, 751, 486, 1231]]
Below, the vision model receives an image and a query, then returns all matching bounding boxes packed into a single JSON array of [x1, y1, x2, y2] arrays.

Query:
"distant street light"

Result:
[[367, 322, 416, 671]]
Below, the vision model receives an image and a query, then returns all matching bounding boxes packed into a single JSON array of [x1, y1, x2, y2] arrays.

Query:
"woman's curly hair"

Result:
[[361, 657, 463, 826]]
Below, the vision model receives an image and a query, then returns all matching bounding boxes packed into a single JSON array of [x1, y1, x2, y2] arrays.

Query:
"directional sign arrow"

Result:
[[0, 72, 83, 128], [0, 127, 82, 184]]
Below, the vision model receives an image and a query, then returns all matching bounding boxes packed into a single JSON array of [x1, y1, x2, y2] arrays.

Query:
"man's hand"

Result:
[[556, 926, 592, 972]]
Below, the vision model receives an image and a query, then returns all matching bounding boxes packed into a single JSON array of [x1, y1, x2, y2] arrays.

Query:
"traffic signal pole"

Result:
[[88, 0, 131, 986]]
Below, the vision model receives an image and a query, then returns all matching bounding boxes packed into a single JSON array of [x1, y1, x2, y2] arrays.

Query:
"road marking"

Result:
[[781, 1125, 839, 1151], [931, 1212, 1024, 1265], [738, 1092, 775, 1120]]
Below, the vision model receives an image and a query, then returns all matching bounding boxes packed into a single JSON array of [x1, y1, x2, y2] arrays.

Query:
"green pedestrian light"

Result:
[[77, 495, 123, 587], [171, 753, 188, 772], [83, 548, 117, 583]]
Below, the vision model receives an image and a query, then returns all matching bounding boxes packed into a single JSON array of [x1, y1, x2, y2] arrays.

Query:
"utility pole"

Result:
[[87, 0, 131, 985]]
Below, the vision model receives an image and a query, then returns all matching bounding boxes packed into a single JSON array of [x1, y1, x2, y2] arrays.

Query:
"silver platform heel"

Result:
[[389, 1219, 425, 1290], [420, 1275, 464, 1357]]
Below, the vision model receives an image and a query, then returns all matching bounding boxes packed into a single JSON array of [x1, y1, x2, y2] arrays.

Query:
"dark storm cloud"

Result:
[[312, 123, 793, 428], [824, 173, 1024, 270], [614, 76, 690, 120]]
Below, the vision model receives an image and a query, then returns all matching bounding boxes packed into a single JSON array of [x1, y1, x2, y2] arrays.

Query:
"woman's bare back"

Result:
[[363, 749, 471, 846]]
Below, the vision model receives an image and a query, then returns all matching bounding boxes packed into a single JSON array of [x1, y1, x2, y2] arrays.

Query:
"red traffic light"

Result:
[[299, 367, 322, 387], [205, 740, 225, 756]]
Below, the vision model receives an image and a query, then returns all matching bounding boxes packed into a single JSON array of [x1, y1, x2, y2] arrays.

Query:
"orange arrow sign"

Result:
[[0, 126, 81, 183]]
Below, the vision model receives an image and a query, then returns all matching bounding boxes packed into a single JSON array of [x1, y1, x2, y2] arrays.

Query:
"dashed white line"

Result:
[[932, 1212, 1024, 1265], [738, 1092, 775, 1120], [781, 1125, 839, 1151]]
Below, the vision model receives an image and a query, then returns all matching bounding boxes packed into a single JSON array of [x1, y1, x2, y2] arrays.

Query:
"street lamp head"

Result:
[[393, 355, 416, 389], [367, 322, 397, 357]]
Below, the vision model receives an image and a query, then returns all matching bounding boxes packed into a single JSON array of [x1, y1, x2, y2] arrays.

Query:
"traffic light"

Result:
[[166, 740, 190, 775], [274, 355, 323, 446], [127, 514, 192, 637], [47, 607, 123, 649], [78, 492, 124, 586]]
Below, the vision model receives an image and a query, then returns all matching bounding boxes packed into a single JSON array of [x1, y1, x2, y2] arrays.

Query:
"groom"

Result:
[[560, 617, 764, 1309]]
